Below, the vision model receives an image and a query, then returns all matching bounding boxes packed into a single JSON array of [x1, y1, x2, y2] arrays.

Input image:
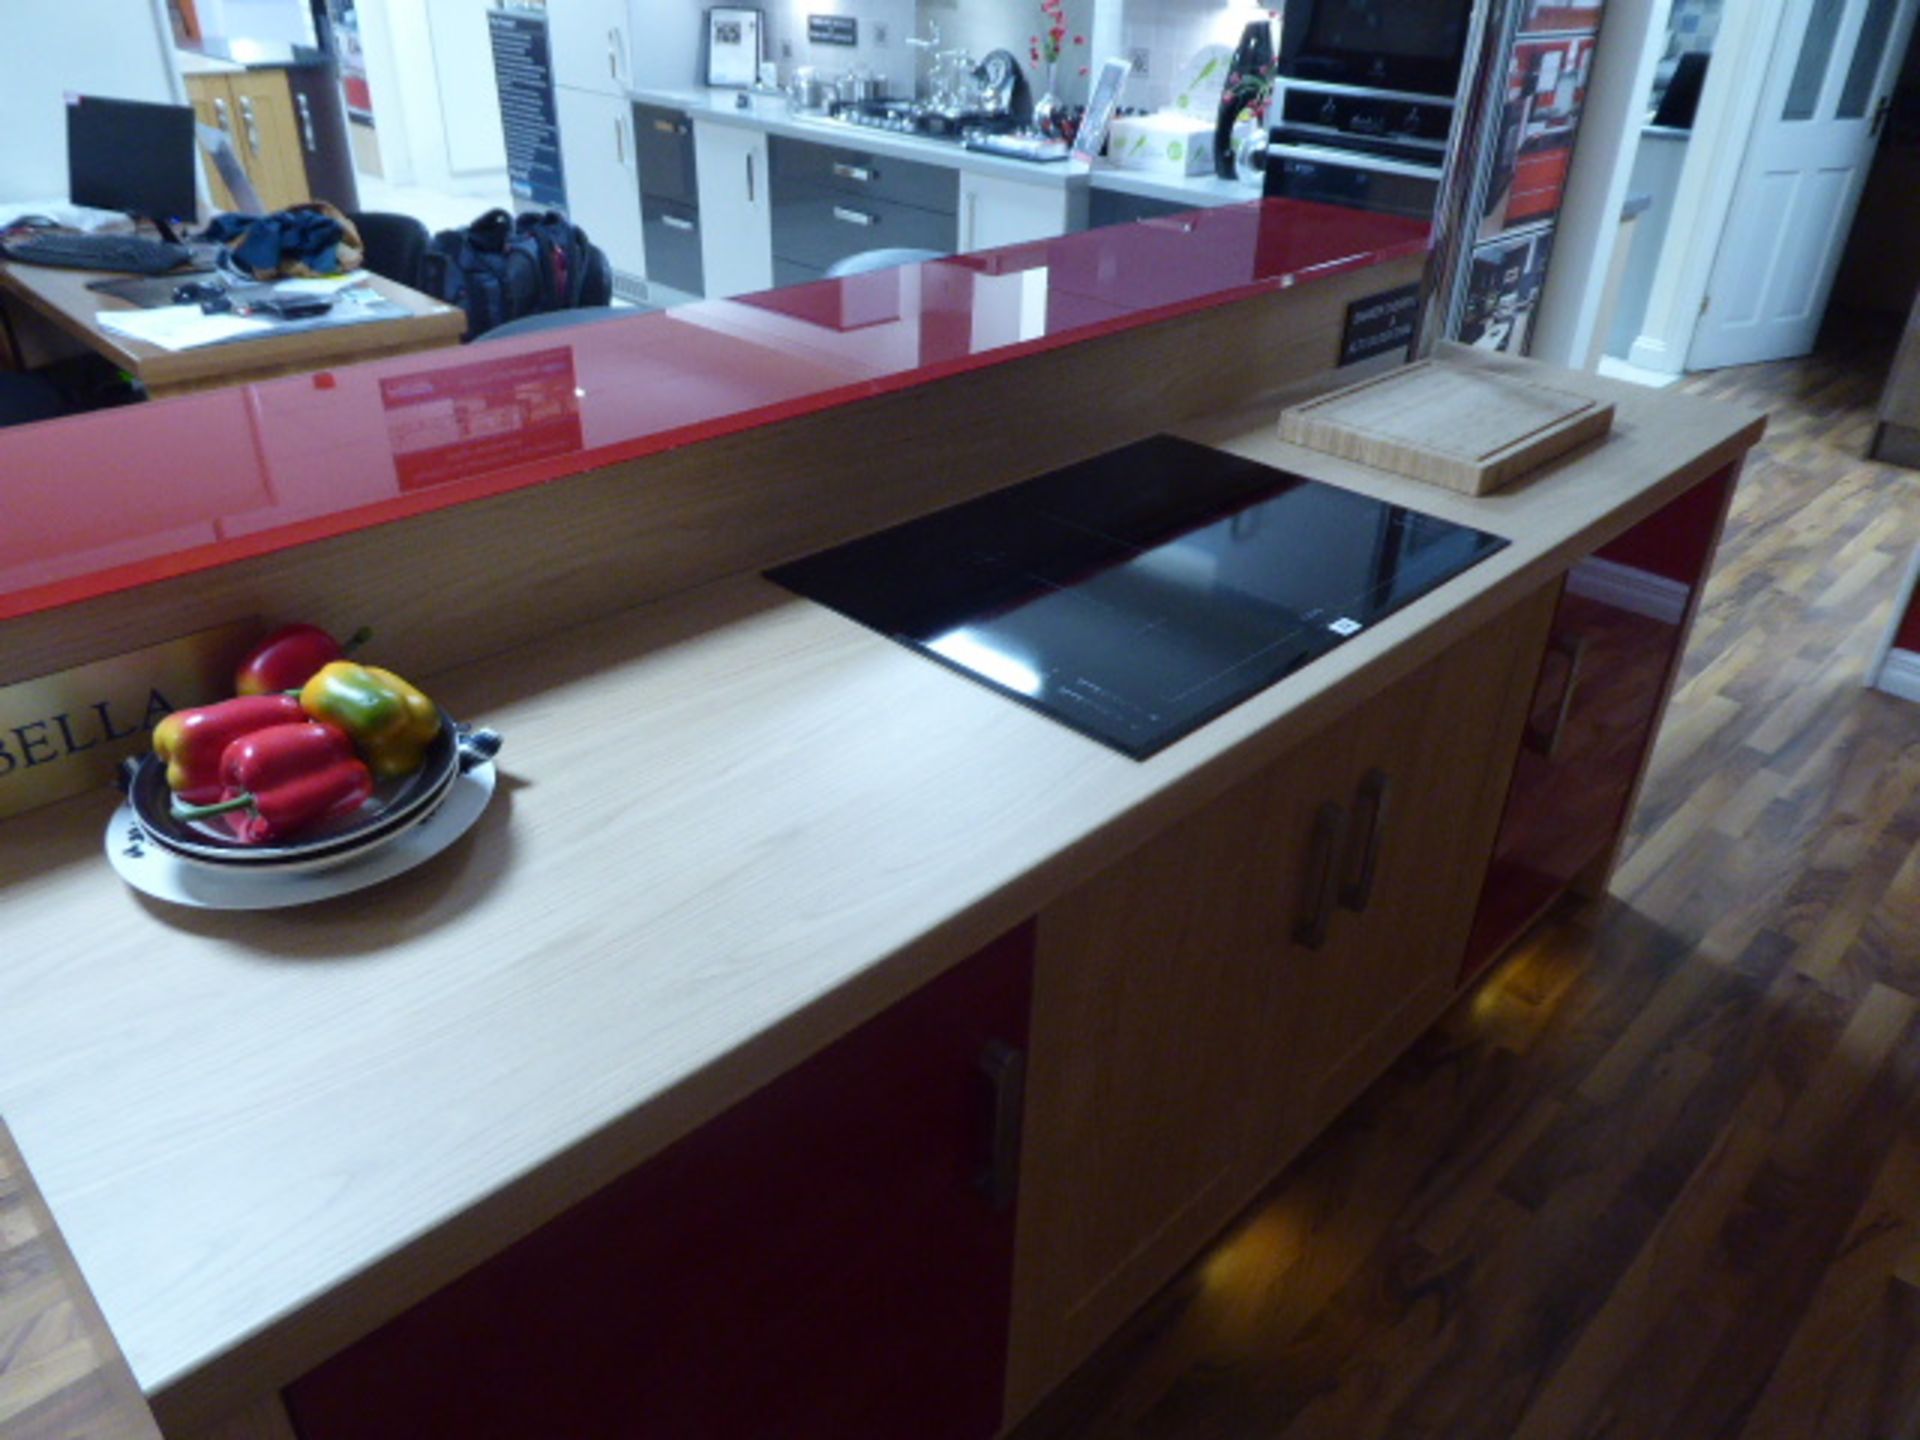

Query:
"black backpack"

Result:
[[422, 209, 615, 339], [420, 209, 544, 339]]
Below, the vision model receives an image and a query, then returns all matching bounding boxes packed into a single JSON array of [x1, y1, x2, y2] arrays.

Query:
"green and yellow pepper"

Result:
[[299, 662, 442, 779]]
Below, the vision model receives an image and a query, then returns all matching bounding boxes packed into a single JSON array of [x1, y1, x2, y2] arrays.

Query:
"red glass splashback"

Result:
[[0, 199, 1425, 623]]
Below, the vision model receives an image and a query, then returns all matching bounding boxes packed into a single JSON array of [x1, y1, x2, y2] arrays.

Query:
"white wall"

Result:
[[1114, 0, 1273, 112], [917, 0, 1096, 102], [199, 0, 317, 44], [0, 0, 184, 203], [356, 0, 506, 191], [765, 0, 918, 94]]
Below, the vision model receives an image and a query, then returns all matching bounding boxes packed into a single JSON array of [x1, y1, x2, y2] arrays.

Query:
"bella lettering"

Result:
[[0, 689, 174, 778]]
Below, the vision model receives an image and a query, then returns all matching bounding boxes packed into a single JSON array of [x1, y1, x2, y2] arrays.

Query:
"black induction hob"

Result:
[[767, 435, 1509, 759]]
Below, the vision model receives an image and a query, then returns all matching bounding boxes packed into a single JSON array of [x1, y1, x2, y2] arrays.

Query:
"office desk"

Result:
[[0, 261, 466, 398]]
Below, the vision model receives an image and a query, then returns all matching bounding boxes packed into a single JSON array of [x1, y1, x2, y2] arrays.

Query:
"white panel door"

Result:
[[693, 122, 774, 298], [958, 172, 1074, 252], [427, 0, 508, 175], [546, 0, 632, 98], [1691, 0, 1920, 368], [554, 85, 646, 280]]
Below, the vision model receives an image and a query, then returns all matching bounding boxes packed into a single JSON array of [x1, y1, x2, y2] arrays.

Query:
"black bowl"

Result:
[[123, 714, 497, 868]]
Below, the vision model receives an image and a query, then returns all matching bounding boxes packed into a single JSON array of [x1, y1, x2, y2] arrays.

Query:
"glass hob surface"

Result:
[[767, 434, 1509, 759]]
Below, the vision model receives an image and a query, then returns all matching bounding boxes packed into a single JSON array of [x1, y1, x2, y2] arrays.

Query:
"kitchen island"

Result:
[[0, 220, 1760, 1438]]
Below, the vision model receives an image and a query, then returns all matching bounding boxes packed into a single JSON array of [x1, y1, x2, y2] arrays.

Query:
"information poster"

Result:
[[489, 6, 568, 210]]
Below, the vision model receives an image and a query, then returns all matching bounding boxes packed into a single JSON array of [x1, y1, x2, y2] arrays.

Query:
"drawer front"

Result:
[[770, 185, 957, 272], [634, 104, 698, 205], [769, 136, 958, 215], [642, 196, 705, 295], [1088, 187, 1192, 229]]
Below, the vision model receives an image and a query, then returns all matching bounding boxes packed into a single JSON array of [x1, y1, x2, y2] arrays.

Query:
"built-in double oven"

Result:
[[1263, 0, 1476, 220]]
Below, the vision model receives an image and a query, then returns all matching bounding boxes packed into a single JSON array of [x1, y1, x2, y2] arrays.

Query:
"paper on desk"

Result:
[[272, 273, 374, 297], [96, 305, 274, 350]]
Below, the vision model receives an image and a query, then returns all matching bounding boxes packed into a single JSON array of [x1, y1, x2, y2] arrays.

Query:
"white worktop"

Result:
[[0, 348, 1762, 1431], [632, 85, 1257, 208]]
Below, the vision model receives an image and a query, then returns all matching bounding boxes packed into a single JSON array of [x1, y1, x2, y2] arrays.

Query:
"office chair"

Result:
[[481, 304, 652, 341], [825, 248, 946, 278], [0, 373, 70, 428], [348, 211, 432, 290]]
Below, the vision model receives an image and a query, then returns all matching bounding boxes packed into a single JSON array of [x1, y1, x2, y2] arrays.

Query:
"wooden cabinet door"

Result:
[[185, 74, 242, 215], [1464, 466, 1737, 978], [1005, 721, 1352, 1418], [284, 925, 1036, 1440], [227, 70, 307, 211], [1300, 583, 1560, 1136]]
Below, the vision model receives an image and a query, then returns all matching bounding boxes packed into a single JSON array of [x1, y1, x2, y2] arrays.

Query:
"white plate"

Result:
[[107, 762, 495, 910]]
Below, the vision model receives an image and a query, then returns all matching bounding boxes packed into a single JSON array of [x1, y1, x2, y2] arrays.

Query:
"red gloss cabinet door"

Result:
[[1463, 466, 1737, 978], [285, 923, 1036, 1440]]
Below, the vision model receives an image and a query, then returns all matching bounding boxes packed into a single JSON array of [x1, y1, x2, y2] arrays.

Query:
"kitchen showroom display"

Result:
[[769, 436, 1507, 759]]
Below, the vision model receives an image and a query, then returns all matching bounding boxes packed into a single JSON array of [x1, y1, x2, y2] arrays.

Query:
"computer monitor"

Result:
[[66, 94, 198, 243]]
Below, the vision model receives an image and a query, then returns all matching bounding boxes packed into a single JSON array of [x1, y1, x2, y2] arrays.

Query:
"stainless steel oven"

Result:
[[1263, 79, 1450, 219]]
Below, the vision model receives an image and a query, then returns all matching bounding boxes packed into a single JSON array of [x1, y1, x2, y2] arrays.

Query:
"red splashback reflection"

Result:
[[0, 199, 1426, 621]]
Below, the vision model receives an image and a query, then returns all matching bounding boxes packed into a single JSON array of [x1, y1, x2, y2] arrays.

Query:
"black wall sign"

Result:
[[808, 14, 858, 45], [1339, 283, 1420, 365], [489, 9, 568, 211]]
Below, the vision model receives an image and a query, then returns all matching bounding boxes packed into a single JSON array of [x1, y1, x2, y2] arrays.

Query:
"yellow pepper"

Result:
[[299, 661, 442, 780]]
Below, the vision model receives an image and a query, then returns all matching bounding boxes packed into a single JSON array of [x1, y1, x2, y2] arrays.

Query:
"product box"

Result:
[[1105, 113, 1214, 176]]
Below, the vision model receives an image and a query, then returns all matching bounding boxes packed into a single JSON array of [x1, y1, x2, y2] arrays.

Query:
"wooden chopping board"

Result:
[[1278, 359, 1615, 496]]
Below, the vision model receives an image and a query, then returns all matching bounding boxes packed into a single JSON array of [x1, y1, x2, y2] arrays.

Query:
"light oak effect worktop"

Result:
[[0, 346, 1761, 1436]]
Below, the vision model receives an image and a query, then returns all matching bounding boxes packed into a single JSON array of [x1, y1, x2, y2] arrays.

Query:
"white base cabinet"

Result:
[[694, 122, 775, 299], [554, 85, 647, 296], [960, 172, 1086, 253]]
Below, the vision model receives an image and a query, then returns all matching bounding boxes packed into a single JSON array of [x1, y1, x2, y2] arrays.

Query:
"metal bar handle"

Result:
[[661, 213, 695, 232], [238, 95, 260, 156], [976, 1040, 1027, 1212], [653, 117, 679, 135], [1293, 801, 1347, 951], [832, 162, 874, 182], [832, 205, 877, 227], [1339, 769, 1390, 913], [295, 93, 316, 152], [746, 152, 755, 205], [213, 96, 231, 133], [1524, 632, 1587, 760], [1265, 140, 1444, 180]]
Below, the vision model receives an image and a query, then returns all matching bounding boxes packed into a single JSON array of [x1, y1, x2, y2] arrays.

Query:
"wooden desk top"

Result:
[[0, 347, 1764, 1434], [0, 1120, 162, 1440], [0, 261, 466, 397]]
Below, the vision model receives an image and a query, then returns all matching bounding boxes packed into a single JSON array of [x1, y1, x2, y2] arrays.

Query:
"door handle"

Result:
[[653, 118, 678, 134], [1293, 801, 1347, 950], [607, 27, 619, 81], [615, 115, 626, 167], [295, 92, 316, 152], [1872, 94, 1893, 137], [832, 161, 874, 182], [238, 95, 261, 156], [1339, 768, 1389, 913], [746, 152, 755, 204], [1524, 631, 1587, 760], [612, 26, 629, 84], [213, 96, 231, 133], [976, 1040, 1026, 1212], [833, 205, 877, 226], [662, 213, 695, 231]]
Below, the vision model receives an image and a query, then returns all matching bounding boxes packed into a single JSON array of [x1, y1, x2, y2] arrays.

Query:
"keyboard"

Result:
[[0, 232, 194, 275]]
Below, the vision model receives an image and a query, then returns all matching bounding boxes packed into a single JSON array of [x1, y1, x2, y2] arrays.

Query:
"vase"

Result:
[[1214, 19, 1275, 178], [1033, 61, 1064, 138]]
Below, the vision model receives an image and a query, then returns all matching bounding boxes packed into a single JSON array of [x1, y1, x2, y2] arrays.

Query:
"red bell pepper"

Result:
[[235, 623, 372, 695], [150, 694, 307, 803], [170, 721, 375, 843]]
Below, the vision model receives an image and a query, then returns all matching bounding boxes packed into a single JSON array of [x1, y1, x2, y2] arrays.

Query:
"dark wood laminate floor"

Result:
[[1011, 326, 1920, 1440]]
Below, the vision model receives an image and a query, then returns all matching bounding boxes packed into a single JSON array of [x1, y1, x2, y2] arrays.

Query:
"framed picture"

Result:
[[1073, 57, 1133, 162], [705, 6, 763, 88]]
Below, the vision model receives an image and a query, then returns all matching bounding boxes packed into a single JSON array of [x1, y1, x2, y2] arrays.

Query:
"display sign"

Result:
[[0, 620, 257, 821], [1339, 283, 1421, 365], [807, 14, 858, 45], [489, 7, 568, 210], [382, 347, 584, 491], [707, 7, 764, 86]]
